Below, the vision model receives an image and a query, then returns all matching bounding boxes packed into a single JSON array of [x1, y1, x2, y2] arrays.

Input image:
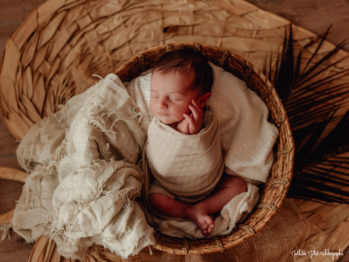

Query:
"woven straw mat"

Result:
[[0, 0, 348, 261]]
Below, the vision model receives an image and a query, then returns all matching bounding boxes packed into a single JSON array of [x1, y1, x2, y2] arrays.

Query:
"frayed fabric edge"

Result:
[[0, 223, 12, 241]]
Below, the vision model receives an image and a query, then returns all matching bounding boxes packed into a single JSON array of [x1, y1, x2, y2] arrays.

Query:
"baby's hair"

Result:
[[152, 48, 214, 94]]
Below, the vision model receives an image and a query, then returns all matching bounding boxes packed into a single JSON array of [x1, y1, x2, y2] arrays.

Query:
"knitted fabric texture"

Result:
[[145, 109, 223, 203]]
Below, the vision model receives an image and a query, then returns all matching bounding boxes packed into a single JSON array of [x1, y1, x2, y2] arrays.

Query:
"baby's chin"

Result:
[[157, 117, 176, 125], [155, 114, 181, 125]]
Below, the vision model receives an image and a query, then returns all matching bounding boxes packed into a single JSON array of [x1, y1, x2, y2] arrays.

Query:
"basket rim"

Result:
[[115, 42, 295, 255]]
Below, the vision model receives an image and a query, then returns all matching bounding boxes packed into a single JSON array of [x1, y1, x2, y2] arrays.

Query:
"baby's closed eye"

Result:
[[150, 91, 159, 99], [169, 95, 184, 102]]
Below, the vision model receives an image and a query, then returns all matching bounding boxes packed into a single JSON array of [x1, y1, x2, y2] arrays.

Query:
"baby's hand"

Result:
[[176, 100, 203, 135]]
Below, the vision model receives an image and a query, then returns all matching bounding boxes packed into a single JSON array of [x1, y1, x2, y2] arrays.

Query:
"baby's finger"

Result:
[[192, 99, 200, 109], [184, 122, 189, 134], [191, 99, 201, 112], [183, 113, 195, 128], [184, 115, 190, 134], [189, 104, 201, 121], [179, 117, 190, 134]]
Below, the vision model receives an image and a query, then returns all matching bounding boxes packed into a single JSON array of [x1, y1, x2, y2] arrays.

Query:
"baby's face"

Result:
[[150, 69, 200, 125]]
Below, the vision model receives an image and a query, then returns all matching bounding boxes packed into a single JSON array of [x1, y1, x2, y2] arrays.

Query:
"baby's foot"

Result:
[[185, 204, 214, 235]]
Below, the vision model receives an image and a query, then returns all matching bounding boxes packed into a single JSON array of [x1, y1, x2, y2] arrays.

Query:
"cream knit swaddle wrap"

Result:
[[145, 109, 224, 203]]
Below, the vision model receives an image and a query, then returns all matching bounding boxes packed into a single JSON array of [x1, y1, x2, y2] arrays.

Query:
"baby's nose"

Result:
[[159, 100, 168, 109]]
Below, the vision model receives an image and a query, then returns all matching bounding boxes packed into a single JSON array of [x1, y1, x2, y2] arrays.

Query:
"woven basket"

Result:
[[111, 42, 295, 255], [0, 0, 294, 257]]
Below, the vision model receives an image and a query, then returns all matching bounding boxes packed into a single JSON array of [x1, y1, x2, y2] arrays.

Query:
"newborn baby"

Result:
[[145, 48, 247, 235]]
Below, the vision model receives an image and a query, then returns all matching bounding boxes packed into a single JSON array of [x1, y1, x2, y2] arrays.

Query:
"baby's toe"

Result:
[[206, 223, 213, 233], [202, 217, 214, 234], [208, 223, 214, 233]]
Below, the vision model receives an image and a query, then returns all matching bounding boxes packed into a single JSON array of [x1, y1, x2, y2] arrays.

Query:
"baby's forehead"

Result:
[[153, 67, 196, 77], [150, 71, 195, 95], [152, 68, 196, 89]]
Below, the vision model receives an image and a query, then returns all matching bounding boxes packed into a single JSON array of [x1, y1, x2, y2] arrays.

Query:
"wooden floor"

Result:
[[246, 0, 349, 52], [0, 0, 348, 261]]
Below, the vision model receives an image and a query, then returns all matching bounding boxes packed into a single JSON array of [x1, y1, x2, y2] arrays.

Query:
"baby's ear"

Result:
[[198, 92, 211, 108]]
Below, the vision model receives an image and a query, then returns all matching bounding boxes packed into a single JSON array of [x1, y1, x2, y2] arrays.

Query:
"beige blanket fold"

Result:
[[145, 109, 224, 203], [13, 74, 155, 260]]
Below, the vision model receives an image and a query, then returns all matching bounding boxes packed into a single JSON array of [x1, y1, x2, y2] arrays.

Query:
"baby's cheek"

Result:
[[184, 107, 191, 114], [181, 103, 191, 115], [149, 101, 156, 114], [171, 102, 188, 119], [170, 108, 182, 119]]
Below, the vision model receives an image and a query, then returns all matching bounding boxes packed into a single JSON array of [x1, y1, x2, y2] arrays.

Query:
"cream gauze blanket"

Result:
[[13, 74, 155, 260], [146, 109, 224, 203]]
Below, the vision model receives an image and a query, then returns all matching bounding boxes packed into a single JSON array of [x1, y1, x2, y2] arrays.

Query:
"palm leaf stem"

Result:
[[291, 176, 349, 198], [298, 54, 349, 87], [287, 98, 341, 118], [299, 42, 348, 83], [292, 71, 349, 98], [301, 26, 332, 75]]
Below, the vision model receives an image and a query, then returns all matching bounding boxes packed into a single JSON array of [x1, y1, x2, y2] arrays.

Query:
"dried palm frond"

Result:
[[290, 111, 349, 203], [263, 24, 349, 203]]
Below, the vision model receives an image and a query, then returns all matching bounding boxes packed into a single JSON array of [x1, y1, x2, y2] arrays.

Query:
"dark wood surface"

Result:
[[245, 0, 349, 52], [0, 0, 348, 261]]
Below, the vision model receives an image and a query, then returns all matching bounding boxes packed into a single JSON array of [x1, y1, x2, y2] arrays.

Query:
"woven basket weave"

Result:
[[112, 42, 294, 255], [0, 0, 294, 257]]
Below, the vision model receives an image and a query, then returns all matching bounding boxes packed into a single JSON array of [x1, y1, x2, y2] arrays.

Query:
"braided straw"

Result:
[[0, 0, 294, 257]]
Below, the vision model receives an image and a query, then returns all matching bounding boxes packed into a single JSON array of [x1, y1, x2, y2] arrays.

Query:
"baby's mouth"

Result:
[[158, 112, 168, 117]]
